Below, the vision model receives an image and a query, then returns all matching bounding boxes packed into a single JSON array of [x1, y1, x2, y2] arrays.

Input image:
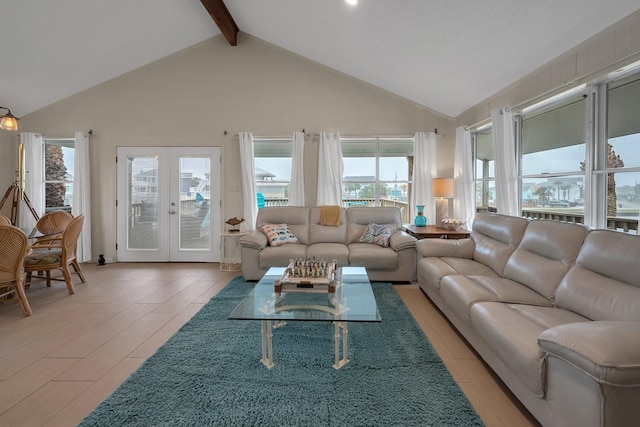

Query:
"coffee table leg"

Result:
[[261, 320, 275, 369], [333, 321, 349, 369]]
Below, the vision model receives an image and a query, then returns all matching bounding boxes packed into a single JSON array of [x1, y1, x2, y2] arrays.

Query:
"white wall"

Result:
[[456, 9, 640, 127], [5, 34, 453, 261]]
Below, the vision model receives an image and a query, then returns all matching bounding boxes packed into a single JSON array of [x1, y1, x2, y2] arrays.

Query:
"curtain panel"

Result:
[[19, 132, 43, 230], [454, 126, 476, 228], [411, 132, 437, 223], [288, 131, 305, 206], [316, 132, 343, 206], [239, 132, 258, 230], [73, 131, 92, 262], [491, 107, 519, 216]]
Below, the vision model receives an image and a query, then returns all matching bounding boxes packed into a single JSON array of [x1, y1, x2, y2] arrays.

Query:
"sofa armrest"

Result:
[[389, 231, 417, 251], [538, 321, 640, 386], [416, 238, 475, 259], [239, 230, 267, 250]]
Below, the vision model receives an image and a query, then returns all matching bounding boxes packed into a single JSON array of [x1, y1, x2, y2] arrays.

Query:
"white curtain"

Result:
[[19, 132, 43, 230], [73, 131, 92, 262], [491, 107, 519, 216], [316, 132, 343, 206], [411, 132, 437, 223], [288, 131, 305, 206], [239, 132, 258, 230], [453, 126, 476, 228]]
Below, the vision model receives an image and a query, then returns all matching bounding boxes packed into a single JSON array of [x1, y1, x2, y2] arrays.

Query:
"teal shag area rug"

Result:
[[80, 277, 483, 426]]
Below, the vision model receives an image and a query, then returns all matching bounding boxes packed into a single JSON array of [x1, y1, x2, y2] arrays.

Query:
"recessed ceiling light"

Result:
[[346, 0, 358, 5]]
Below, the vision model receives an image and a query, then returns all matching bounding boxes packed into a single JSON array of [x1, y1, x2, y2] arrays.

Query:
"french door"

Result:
[[116, 147, 221, 262]]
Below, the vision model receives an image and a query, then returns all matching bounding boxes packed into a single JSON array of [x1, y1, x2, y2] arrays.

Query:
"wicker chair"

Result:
[[0, 214, 11, 225], [35, 210, 73, 240], [24, 214, 86, 294], [0, 224, 32, 316]]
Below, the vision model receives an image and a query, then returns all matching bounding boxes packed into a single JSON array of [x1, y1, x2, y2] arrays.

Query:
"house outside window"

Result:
[[341, 137, 412, 219], [254, 138, 292, 206], [472, 127, 495, 210], [602, 72, 640, 232], [518, 89, 587, 216], [43, 139, 74, 213]]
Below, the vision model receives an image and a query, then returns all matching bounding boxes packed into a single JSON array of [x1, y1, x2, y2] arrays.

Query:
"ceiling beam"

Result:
[[200, 0, 239, 46]]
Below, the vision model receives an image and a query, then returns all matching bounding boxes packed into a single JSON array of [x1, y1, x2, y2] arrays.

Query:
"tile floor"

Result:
[[0, 263, 539, 427]]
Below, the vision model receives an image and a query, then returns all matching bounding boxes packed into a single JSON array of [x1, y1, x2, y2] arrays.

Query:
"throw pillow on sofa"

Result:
[[261, 223, 299, 247], [359, 223, 394, 247]]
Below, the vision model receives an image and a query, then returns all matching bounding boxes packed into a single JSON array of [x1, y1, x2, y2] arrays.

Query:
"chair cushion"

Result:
[[25, 249, 62, 265]]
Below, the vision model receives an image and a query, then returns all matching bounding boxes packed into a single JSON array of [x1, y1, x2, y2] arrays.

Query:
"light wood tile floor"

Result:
[[0, 263, 539, 427]]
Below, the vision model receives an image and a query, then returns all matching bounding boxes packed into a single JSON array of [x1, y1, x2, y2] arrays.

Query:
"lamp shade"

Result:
[[0, 107, 19, 131], [432, 178, 453, 198]]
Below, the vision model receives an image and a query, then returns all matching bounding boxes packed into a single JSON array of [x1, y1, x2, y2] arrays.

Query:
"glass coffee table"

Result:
[[228, 266, 381, 369]]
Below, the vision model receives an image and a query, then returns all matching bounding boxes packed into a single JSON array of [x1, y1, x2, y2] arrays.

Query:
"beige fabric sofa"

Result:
[[416, 212, 640, 427], [239, 206, 417, 282]]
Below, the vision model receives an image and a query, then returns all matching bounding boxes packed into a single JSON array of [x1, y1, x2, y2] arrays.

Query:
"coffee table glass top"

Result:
[[228, 266, 381, 322]]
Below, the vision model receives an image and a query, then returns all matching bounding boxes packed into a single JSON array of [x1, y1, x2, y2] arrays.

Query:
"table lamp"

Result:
[[432, 178, 453, 227]]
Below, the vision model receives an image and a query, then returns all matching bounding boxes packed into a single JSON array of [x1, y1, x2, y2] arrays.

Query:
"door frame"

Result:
[[116, 146, 221, 262]]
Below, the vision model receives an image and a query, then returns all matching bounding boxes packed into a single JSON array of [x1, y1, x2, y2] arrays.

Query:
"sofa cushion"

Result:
[[261, 223, 299, 247], [309, 207, 347, 245], [471, 213, 529, 276], [502, 220, 588, 301], [471, 301, 589, 396], [358, 223, 394, 247], [255, 207, 309, 245], [307, 243, 349, 266], [556, 230, 640, 321], [346, 206, 401, 244], [259, 244, 307, 268], [348, 243, 398, 271], [441, 275, 553, 324]]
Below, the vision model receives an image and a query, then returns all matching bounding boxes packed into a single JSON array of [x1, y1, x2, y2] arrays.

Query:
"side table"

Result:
[[402, 224, 470, 240], [219, 231, 247, 271]]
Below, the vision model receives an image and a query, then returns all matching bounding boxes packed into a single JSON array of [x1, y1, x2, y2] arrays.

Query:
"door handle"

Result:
[[169, 210, 176, 215]]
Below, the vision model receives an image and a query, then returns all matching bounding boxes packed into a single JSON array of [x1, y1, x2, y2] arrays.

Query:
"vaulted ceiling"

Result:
[[3, 1, 639, 119]]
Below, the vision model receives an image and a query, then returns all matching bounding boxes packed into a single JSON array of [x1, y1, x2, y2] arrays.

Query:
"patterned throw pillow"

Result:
[[358, 223, 394, 247], [261, 223, 299, 247]]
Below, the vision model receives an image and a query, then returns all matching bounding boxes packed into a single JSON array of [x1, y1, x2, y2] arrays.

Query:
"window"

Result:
[[43, 139, 74, 213], [472, 127, 495, 210], [603, 73, 640, 232], [341, 137, 412, 212], [519, 90, 587, 215], [254, 138, 292, 206]]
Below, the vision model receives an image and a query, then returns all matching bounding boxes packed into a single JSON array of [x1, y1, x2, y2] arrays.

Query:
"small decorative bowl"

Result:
[[440, 218, 466, 230]]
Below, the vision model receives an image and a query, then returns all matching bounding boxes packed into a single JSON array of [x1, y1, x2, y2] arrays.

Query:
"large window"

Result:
[[341, 137, 412, 210], [254, 138, 292, 206], [603, 73, 640, 231], [470, 66, 640, 234], [519, 90, 586, 214], [43, 139, 74, 213]]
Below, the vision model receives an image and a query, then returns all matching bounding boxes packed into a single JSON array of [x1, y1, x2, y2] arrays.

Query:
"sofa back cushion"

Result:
[[346, 207, 402, 244], [309, 207, 347, 244], [503, 220, 589, 300], [556, 230, 640, 321], [255, 207, 309, 245], [471, 213, 529, 276]]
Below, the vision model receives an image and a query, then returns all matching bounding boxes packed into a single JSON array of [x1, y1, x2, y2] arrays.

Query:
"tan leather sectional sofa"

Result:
[[416, 212, 640, 427], [239, 206, 417, 282]]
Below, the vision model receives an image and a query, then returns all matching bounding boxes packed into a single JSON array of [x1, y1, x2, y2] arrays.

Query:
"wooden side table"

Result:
[[402, 224, 470, 240], [219, 231, 247, 271]]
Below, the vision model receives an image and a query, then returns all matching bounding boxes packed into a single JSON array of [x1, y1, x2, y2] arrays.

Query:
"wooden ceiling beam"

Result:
[[200, 0, 239, 46]]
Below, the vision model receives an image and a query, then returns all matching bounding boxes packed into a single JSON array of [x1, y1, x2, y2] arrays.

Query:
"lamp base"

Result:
[[435, 198, 448, 227]]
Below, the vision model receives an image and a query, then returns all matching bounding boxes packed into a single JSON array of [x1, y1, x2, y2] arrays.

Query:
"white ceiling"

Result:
[[2, 0, 639, 119]]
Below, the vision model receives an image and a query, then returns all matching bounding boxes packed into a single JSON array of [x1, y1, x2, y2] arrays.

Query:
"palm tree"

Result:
[[580, 144, 624, 217]]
